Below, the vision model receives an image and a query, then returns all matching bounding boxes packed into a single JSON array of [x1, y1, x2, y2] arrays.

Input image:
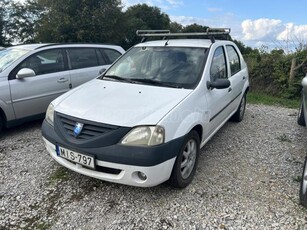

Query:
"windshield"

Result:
[[0, 48, 30, 72], [104, 46, 207, 89]]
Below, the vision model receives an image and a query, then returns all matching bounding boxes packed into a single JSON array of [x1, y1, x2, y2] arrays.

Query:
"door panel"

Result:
[[8, 48, 71, 119], [206, 46, 232, 136], [9, 71, 71, 119]]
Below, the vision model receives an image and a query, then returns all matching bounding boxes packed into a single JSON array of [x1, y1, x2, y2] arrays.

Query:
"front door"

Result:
[[9, 49, 71, 119]]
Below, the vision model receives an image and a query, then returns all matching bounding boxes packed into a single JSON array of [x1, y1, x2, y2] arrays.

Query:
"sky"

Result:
[[16, 0, 307, 50], [121, 0, 307, 50]]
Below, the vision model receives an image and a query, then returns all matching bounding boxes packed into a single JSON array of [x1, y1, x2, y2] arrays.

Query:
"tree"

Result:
[[0, 0, 9, 46], [35, 0, 124, 44], [5, 0, 43, 44], [121, 4, 171, 49]]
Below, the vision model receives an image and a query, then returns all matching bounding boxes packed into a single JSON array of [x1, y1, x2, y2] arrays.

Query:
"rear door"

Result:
[[67, 47, 122, 88], [8, 48, 71, 119]]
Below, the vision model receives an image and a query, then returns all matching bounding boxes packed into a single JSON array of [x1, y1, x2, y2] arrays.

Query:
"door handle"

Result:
[[228, 87, 232, 92], [57, 78, 68, 83]]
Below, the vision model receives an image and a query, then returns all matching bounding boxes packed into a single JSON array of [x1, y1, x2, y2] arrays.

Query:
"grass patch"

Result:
[[247, 91, 300, 109], [49, 167, 69, 184], [277, 134, 292, 143], [293, 175, 302, 183]]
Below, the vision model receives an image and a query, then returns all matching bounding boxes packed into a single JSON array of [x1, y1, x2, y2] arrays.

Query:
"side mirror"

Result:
[[16, 68, 36, 79], [99, 68, 107, 75], [207, 79, 230, 90]]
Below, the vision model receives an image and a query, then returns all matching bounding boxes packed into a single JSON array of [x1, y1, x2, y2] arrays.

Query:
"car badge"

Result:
[[73, 122, 84, 137]]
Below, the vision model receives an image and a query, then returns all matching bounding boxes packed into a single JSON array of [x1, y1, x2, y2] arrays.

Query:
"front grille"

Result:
[[57, 113, 119, 140]]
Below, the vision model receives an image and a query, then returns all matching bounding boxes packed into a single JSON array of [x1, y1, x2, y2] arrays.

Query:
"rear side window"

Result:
[[226, 45, 241, 76], [19, 49, 65, 75], [68, 48, 99, 69], [210, 46, 227, 82]]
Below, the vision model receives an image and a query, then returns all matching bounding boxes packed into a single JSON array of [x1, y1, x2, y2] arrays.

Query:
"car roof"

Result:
[[134, 39, 227, 48], [9, 43, 124, 51]]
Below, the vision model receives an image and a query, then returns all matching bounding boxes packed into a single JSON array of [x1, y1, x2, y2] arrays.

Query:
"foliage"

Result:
[[120, 4, 171, 49], [0, 0, 9, 46], [5, 0, 43, 44], [35, 0, 124, 44]]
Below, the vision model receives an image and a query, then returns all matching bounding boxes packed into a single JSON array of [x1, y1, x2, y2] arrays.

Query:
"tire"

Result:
[[300, 157, 307, 208], [169, 130, 200, 188], [0, 114, 3, 134], [297, 101, 306, 126], [230, 93, 246, 122]]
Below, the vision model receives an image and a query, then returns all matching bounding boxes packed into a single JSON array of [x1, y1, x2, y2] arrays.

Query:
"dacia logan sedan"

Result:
[[42, 29, 249, 188]]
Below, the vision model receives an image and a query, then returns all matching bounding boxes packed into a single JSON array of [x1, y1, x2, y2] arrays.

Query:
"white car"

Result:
[[297, 74, 307, 207], [42, 29, 249, 188]]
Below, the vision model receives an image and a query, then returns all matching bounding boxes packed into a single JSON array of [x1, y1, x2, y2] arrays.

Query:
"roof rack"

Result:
[[136, 28, 231, 43]]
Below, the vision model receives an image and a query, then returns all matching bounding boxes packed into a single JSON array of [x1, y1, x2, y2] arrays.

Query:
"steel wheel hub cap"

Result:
[[180, 139, 197, 179]]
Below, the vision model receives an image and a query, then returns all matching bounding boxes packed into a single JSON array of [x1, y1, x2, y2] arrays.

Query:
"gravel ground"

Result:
[[0, 104, 307, 230]]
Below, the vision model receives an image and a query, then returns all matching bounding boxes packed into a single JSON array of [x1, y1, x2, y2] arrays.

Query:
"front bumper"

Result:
[[42, 120, 184, 187]]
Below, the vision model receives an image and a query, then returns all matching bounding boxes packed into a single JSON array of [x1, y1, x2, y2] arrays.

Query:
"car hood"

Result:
[[54, 79, 192, 127]]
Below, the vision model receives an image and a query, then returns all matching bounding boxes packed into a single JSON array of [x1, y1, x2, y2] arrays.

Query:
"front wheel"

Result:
[[230, 93, 246, 122], [300, 157, 307, 207], [0, 115, 3, 134], [169, 130, 200, 188]]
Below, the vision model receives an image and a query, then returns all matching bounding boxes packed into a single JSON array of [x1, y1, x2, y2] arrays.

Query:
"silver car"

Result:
[[297, 74, 307, 207], [0, 43, 125, 132]]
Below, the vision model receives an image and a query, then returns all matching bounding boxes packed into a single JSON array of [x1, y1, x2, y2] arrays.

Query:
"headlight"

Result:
[[121, 126, 165, 146], [45, 103, 54, 126]]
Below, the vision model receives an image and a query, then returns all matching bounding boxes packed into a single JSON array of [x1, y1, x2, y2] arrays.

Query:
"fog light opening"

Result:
[[137, 171, 147, 181]]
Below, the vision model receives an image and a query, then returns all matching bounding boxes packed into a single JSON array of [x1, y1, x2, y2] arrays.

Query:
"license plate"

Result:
[[56, 145, 95, 169]]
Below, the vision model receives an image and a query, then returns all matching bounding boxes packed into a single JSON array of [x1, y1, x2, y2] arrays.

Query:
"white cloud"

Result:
[[207, 8, 222, 12], [241, 18, 283, 41], [241, 18, 307, 46]]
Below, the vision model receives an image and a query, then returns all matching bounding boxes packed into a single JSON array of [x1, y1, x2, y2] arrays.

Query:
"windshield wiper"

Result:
[[130, 78, 180, 88], [103, 75, 136, 84]]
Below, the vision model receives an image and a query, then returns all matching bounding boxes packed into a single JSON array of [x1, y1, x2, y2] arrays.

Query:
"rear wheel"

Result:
[[297, 101, 306, 126], [169, 130, 200, 188], [230, 93, 246, 122], [300, 157, 307, 207]]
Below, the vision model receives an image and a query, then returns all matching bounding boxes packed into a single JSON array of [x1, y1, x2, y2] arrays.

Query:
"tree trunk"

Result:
[[289, 57, 296, 82]]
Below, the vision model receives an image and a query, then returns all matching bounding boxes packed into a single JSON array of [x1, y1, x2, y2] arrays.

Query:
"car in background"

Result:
[[0, 43, 125, 133], [297, 74, 307, 207], [42, 29, 249, 188]]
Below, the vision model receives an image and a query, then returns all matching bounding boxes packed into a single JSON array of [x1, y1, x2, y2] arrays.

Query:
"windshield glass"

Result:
[[104, 46, 207, 89], [0, 48, 29, 72]]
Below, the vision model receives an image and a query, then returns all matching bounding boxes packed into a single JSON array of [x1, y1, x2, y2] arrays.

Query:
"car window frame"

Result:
[[226, 45, 241, 77], [66, 47, 100, 70], [210, 46, 228, 82], [8, 48, 68, 80]]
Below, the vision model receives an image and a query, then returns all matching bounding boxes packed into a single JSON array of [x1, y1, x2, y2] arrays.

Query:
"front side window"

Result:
[[210, 46, 227, 82], [68, 48, 98, 69], [0, 48, 29, 73], [226, 45, 241, 76], [19, 49, 65, 75], [104, 47, 207, 89]]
